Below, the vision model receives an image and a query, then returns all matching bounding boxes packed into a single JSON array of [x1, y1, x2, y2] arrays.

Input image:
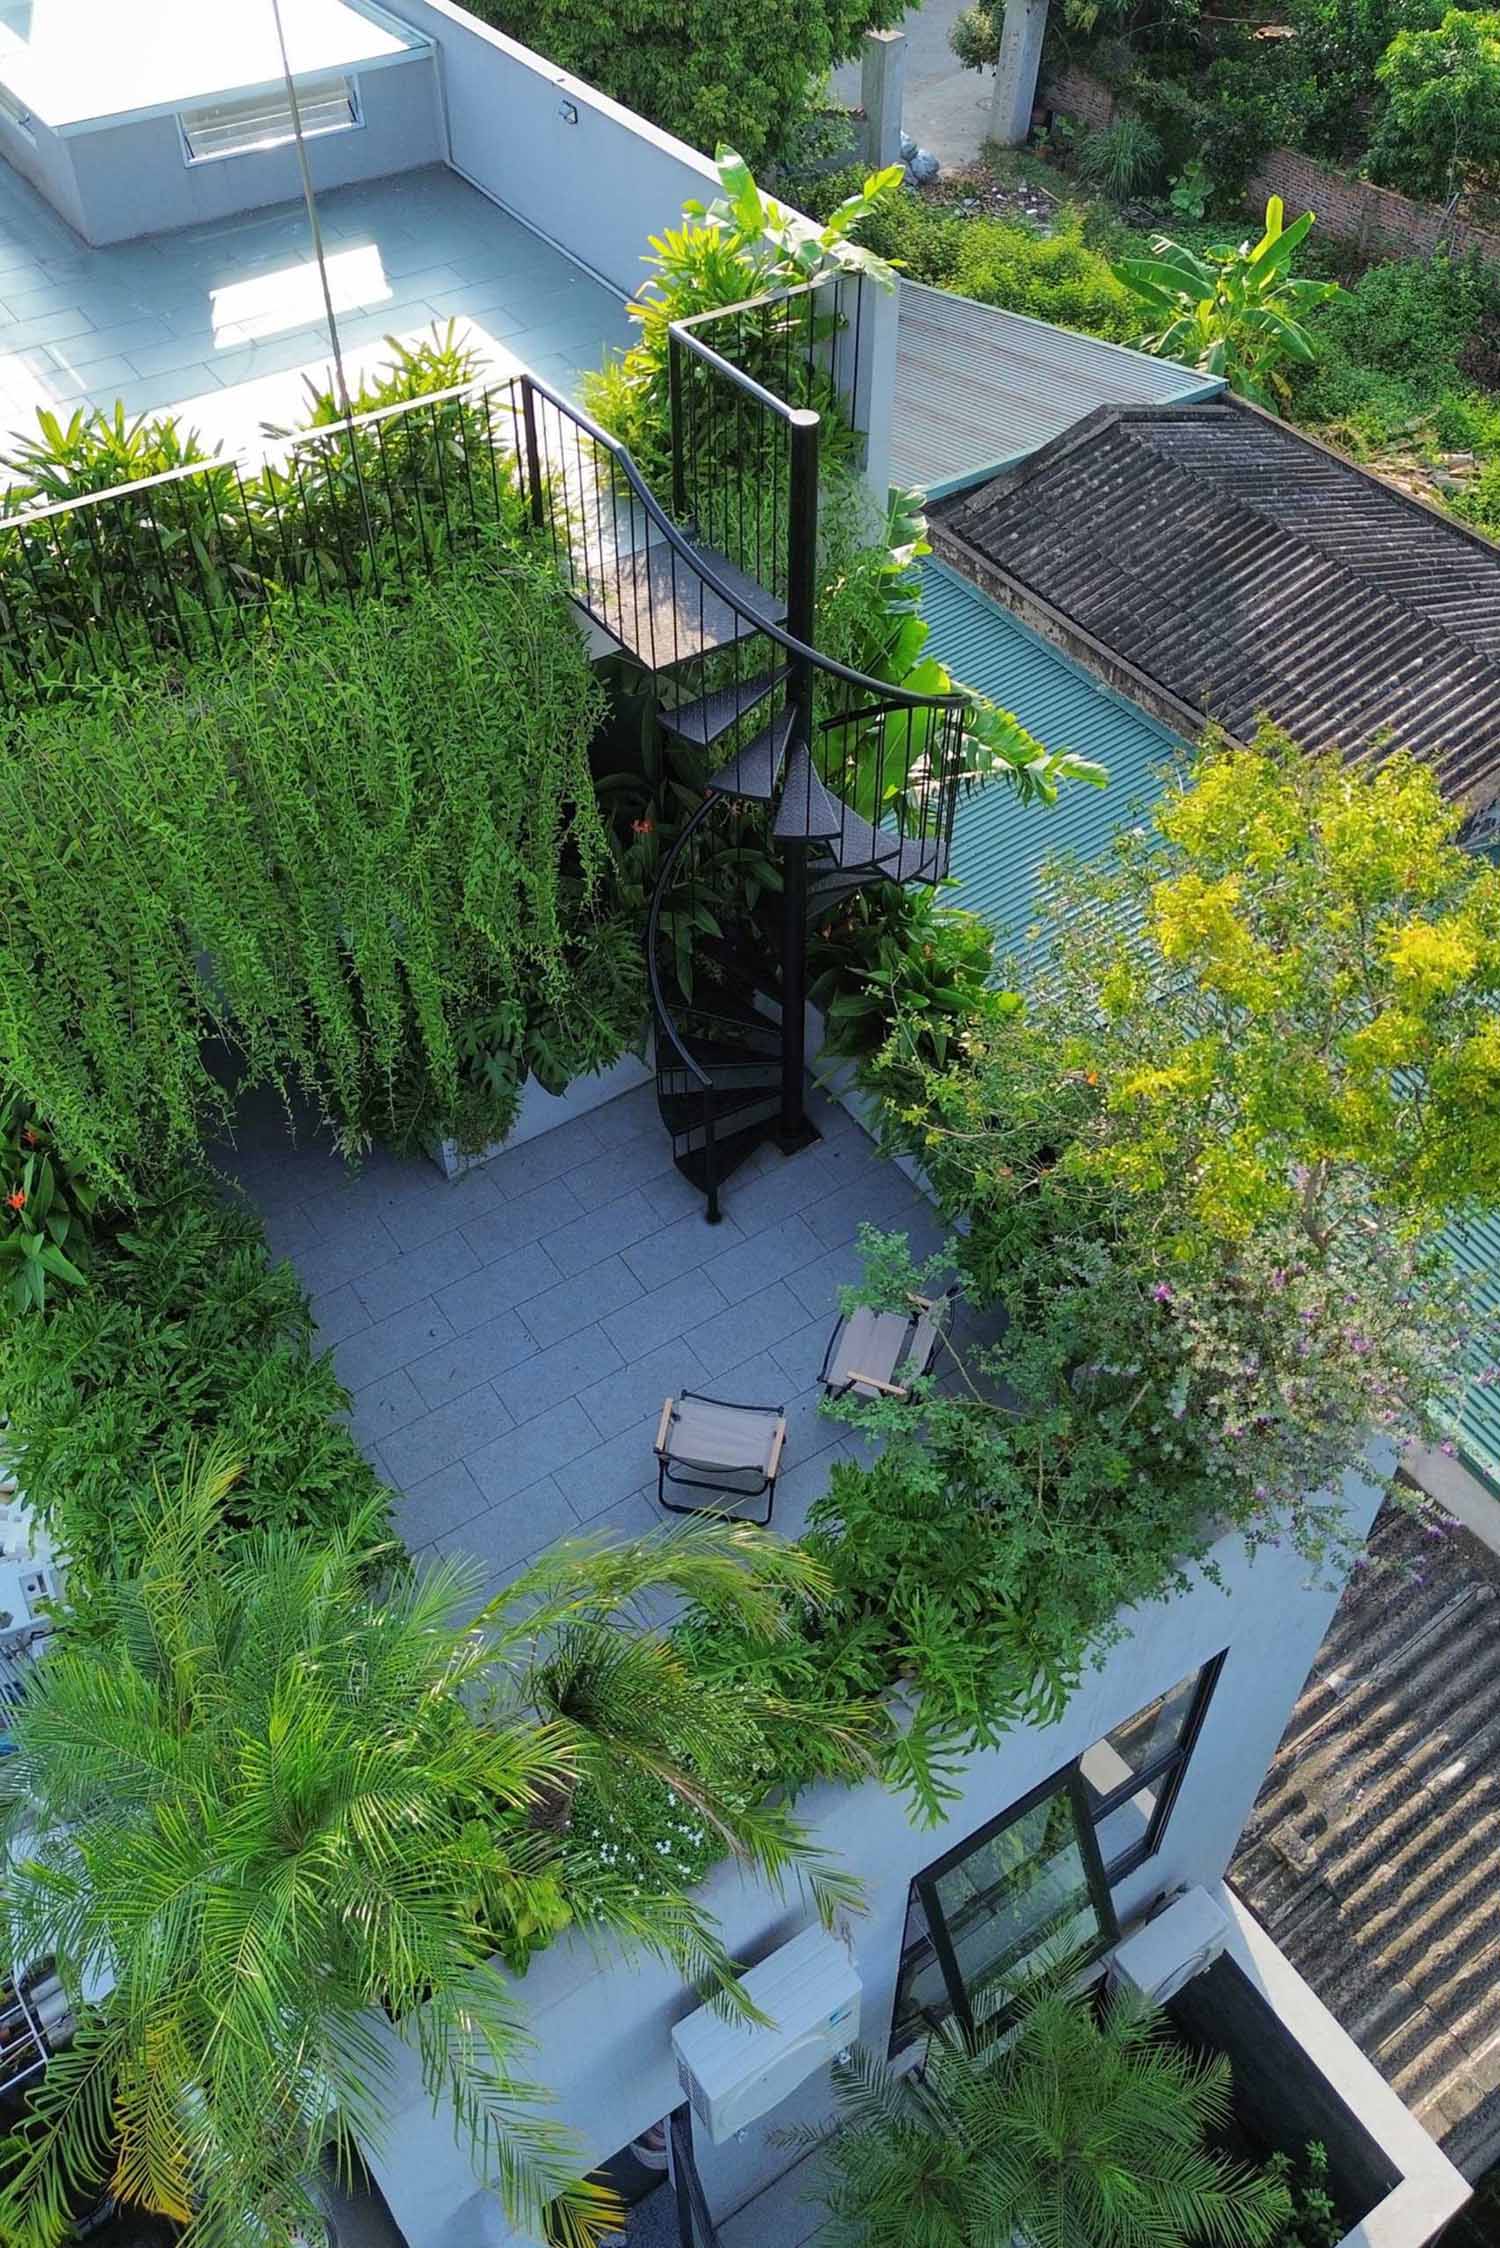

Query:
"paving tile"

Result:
[[786, 1242, 868, 1321], [623, 1205, 740, 1291], [460, 1176, 584, 1262], [354, 1231, 481, 1322], [478, 1113, 603, 1200], [348, 1368, 427, 1451], [700, 1211, 825, 1302], [494, 1327, 624, 1428], [581, 1083, 660, 1151], [336, 1298, 454, 1392], [434, 1239, 561, 1335], [376, 1384, 515, 1489], [394, 1458, 491, 1548], [292, 1214, 402, 1296], [7, 304, 99, 348], [310, 1282, 370, 1351], [641, 1163, 718, 1224], [466, 1396, 603, 1507], [314, 1161, 504, 1254], [261, 1201, 323, 1262], [686, 1280, 808, 1379], [576, 1338, 709, 1441], [769, 1310, 837, 1389], [550, 1411, 665, 1521], [546, 1188, 658, 1279], [519, 1254, 643, 1351], [563, 1130, 676, 1212], [406, 1306, 536, 1410], [720, 1148, 836, 1236], [599, 1267, 726, 1364], [801, 1167, 923, 1253], [435, 1475, 580, 1576]]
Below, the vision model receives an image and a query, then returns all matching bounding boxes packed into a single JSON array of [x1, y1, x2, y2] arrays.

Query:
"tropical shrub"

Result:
[[581, 150, 901, 491], [0, 327, 524, 696], [0, 558, 620, 1188], [0, 1190, 392, 1600], [1077, 114, 1167, 197], [1370, 7, 1500, 197], [468, 0, 903, 167], [1115, 198, 1340, 407], [801, 1977, 1291, 2248], [0, 1463, 867, 2248], [855, 728, 1500, 1558], [0, 1087, 104, 1317]]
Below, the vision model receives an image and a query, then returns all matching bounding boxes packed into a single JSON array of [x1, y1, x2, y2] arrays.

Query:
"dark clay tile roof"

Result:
[[934, 400, 1500, 810]]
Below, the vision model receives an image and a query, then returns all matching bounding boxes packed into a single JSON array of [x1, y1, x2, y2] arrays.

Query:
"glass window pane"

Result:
[[1080, 1669, 1199, 1811], [182, 76, 356, 162], [930, 1788, 1098, 1998], [1091, 1788, 1159, 1871]]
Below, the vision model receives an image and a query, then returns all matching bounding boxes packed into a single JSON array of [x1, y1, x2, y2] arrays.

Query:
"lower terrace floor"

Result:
[[0, 160, 633, 462], [216, 1081, 946, 1591]]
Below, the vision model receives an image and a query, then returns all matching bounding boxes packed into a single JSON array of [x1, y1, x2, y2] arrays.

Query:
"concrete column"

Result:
[[989, 0, 1049, 147], [860, 27, 907, 170]]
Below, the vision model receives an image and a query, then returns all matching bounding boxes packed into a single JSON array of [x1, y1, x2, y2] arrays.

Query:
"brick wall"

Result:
[[1040, 64, 1500, 263]]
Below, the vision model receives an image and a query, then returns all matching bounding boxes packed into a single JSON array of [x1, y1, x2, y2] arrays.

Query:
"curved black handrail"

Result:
[[645, 793, 721, 1091], [519, 366, 970, 720]]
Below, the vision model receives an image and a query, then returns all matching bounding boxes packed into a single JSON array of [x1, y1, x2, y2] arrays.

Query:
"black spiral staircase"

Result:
[[515, 278, 971, 1222]]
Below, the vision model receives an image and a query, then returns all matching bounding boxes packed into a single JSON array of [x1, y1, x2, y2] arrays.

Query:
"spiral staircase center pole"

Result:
[[778, 408, 822, 1153]]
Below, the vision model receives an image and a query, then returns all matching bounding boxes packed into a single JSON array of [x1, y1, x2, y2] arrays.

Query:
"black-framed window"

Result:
[[889, 1766, 1119, 2054], [1079, 1653, 1225, 1884]]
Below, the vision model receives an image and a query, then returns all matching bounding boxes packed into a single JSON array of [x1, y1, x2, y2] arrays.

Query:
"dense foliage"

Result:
[[0, 328, 525, 696], [0, 1461, 866, 2248], [467, 0, 902, 167], [1116, 199, 1340, 407], [802, 1978, 1292, 2247], [854, 728, 1500, 1551], [0, 560, 635, 1187], [0, 1191, 393, 1602]]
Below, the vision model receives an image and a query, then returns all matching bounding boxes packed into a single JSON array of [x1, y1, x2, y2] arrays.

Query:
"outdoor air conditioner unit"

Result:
[[671, 1926, 862, 2143], [1109, 1886, 1231, 2008]]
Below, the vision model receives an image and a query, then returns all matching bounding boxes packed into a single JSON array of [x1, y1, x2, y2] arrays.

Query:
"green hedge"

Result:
[[0, 1189, 393, 1604], [0, 557, 633, 1191]]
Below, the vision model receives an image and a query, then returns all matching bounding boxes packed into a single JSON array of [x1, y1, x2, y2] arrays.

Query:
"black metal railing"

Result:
[[0, 375, 533, 701], [667, 270, 869, 604]]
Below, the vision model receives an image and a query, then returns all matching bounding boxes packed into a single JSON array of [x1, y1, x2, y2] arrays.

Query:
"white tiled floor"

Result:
[[0, 160, 634, 463]]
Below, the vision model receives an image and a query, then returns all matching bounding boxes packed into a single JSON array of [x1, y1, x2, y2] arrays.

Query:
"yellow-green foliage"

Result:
[[1065, 724, 1500, 1242], [0, 557, 610, 1191]]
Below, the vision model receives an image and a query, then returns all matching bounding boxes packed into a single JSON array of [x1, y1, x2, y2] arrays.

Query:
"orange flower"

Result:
[[5, 1187, 25, 1212]]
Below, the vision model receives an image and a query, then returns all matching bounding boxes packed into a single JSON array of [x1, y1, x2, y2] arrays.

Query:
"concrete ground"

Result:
[[832, 0, 995, 173], [217, 1080, 945, 1593], [0, 160, 631, 464]]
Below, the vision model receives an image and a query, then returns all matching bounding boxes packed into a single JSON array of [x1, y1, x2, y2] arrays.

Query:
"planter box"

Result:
[[1154, 1889, 1471, 2247], [428, 1048, 653, 1180]]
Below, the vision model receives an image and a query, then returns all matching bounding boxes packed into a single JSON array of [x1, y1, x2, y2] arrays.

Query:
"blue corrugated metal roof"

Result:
[[893, 283, 1224, 499], [923, 555, 1500, 1481], [923, 556, 1186, 956]]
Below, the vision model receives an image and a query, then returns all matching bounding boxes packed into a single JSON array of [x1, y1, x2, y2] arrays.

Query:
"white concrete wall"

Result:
[[376, 0, 721, 298], [0, 108, 88, 238], [362, 1462, 1386, 2246], [58, 54, 443, 247]]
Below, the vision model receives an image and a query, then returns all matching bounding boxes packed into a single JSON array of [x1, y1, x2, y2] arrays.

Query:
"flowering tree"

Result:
[[859, 724, 1500, 1556]]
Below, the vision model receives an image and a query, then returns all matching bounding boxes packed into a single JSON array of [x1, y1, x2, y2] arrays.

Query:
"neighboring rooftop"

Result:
[[1231, 1497, 1500, 2180], [934, 399, 1500, 810], [0, 0, 422, 133], [923, 554, 1186, 949], [892, 282, 1221, 498], [0, 160, 631, 459]]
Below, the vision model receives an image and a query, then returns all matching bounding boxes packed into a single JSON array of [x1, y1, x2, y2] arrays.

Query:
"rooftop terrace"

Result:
[[215, 1082, 946, 1596], [0, 159, 632, 459]]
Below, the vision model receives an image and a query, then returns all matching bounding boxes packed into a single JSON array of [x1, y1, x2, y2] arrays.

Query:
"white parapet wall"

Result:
[[361, 1455, 1389, 2246], [376, 0, 723, 298]]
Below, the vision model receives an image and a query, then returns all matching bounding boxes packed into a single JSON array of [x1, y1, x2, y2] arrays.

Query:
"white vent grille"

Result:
[[180, 75, 359, 164]]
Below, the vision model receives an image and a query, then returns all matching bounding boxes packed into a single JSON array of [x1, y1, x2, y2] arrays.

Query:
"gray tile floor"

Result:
[[220, 1082, 946, 1591], [0, 160, 633, 462]]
